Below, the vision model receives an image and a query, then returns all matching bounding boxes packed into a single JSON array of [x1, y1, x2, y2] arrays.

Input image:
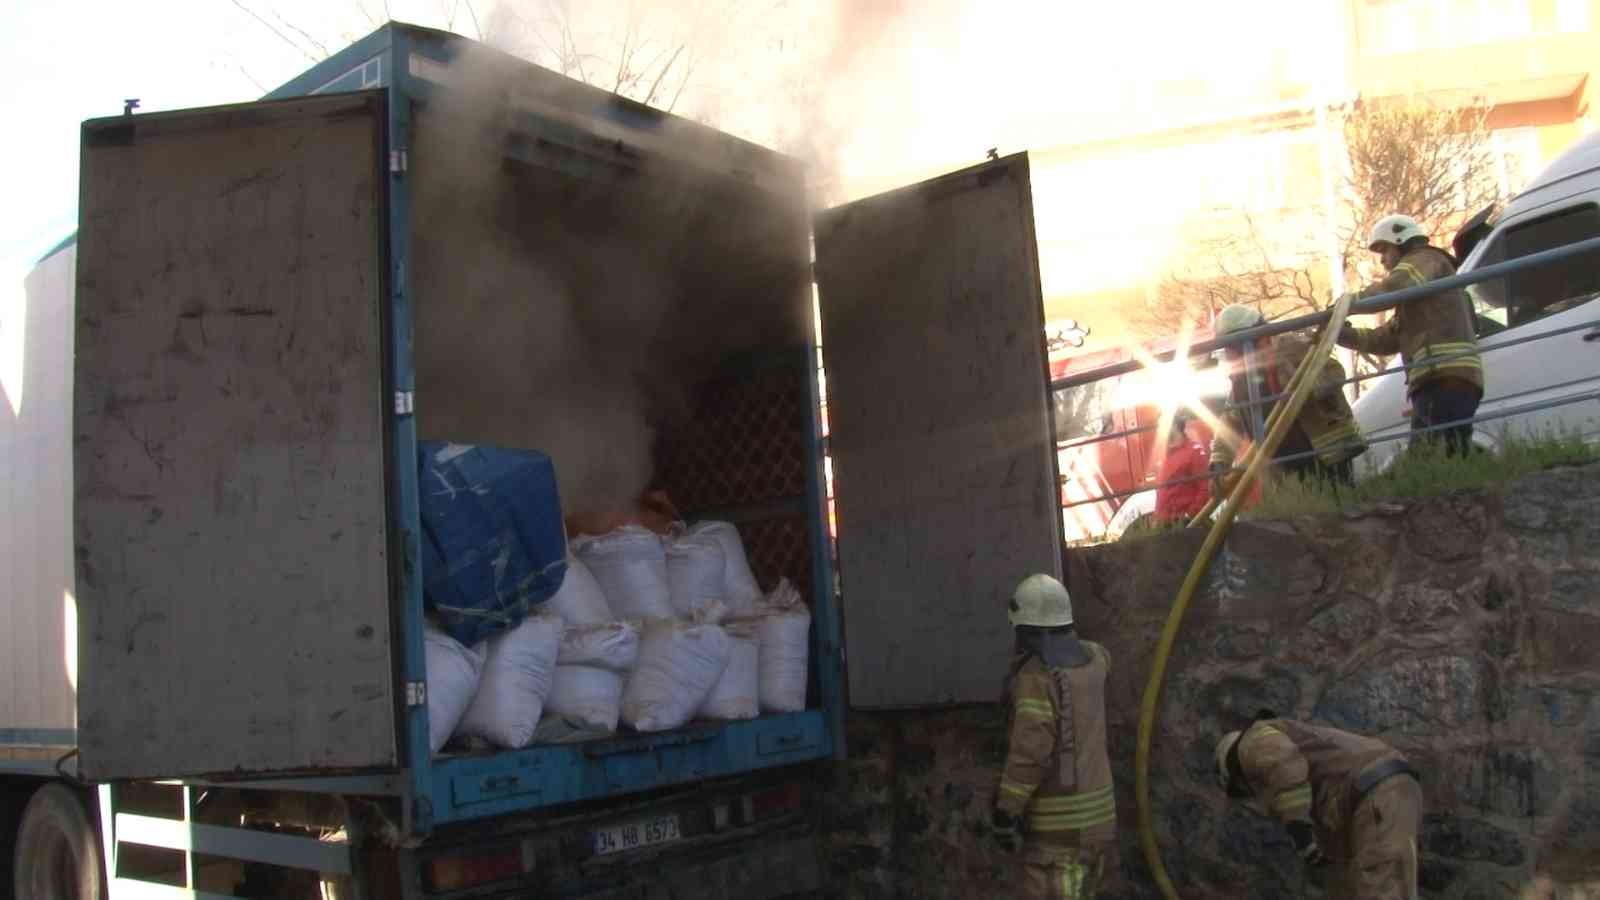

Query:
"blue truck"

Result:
[[0, 22, 1065, 899]]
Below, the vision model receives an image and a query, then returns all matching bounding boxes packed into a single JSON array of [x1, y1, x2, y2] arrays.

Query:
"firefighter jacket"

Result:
[[1338, 244, 1484, 397], [1232, 718, 1408, 860], [996, 646, 1116, 850], [1211, 334, 1366, 469]]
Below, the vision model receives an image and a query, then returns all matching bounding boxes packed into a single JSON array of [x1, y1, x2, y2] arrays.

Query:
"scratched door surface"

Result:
[[74, 92, 396, 779], [814, 154, 1063, 708]]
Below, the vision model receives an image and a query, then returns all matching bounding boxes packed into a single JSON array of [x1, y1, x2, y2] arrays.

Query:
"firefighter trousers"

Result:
[[1325, 775, 1423, 900], [1020, 845, 1107, 899]]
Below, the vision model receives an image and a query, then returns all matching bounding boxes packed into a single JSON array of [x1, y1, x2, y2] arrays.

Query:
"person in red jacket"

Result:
[[1154, 410, 1210, 523]]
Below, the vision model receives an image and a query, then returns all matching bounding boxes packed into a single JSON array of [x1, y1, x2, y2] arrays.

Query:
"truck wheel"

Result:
[[13, 784, 105, 900]]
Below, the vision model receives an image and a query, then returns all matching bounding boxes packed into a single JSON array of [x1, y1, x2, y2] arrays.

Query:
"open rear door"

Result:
[[74, 93, 395, 779], [815, 154, 1061, 708]]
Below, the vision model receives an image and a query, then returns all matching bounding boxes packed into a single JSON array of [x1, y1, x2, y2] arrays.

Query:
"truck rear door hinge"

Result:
[[390, 149, 409, 173], [405, 681, 427, 706], [394, 391, 415, 416]]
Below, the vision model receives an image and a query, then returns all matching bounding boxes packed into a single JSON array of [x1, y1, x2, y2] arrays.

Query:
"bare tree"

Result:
[[1131, 210, 1326, 340], [1335, 96, 1502, 378], [1340, 95, 1500, 273], [483, 0, 755, 115], [1138, 94, 1505, 383]]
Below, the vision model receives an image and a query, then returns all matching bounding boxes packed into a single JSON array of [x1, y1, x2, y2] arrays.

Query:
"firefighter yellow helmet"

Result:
[[1368, 214, 1425, 251], [1009, 574, 1073, 628], [1214, 304, 1265, 337]]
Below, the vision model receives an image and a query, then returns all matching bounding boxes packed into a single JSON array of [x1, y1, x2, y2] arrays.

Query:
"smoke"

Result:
[[407, 1, 1325, 512], [409, 40, 805, 516]]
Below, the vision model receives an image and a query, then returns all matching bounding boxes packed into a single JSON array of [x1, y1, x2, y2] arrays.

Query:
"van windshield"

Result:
[[1474, 203, 1600, 327]]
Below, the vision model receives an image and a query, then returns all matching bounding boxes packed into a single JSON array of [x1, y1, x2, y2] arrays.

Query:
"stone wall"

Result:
[[822, 464, 1600, 898]]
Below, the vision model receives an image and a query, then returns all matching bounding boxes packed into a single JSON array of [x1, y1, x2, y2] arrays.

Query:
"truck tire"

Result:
[[13, 784, 105, 900]]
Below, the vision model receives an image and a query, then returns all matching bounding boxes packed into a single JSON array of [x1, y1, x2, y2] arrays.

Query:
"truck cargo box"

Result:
[[61, 22, 1062, 840]]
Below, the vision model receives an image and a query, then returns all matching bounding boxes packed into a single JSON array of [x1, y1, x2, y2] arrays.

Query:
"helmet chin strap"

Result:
[[1018, 628, 1091, 668], [1224, 734, 1253, 798]]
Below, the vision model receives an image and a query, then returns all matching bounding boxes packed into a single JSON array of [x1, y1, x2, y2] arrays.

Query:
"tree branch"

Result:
[[272, 10, 332, 58], [230, 0, 322, 63], [644, 44, 685, 106]]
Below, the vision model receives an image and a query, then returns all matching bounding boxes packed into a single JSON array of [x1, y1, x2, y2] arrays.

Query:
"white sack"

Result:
[[621, 618, 732, 732], [547, 555, 613, 625], [665, 530, 726, 617], [689, 521, 763, 613], [424, 624, 486, 754], [557, 621, 641, 671], [574, 527, 676, 620], [698, 621, 760, 720], [547, 667, 627, 733], [755, 578, 811, 713], [545, 622, 641, 733], [456, 612, 562, 749]]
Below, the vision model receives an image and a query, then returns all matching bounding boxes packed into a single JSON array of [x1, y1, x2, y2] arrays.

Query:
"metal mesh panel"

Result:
[[659, 363, 814, 602], [659, 366, 809, 512], [734, 515, 813, 602]]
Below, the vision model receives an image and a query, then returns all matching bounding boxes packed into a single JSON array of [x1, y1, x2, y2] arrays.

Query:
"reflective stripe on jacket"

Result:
[[1341, 245, 1484, 396], [1235, 718, 1408, 860], [1211, 333, 1366, 468], [997, 646, 1116, 849]]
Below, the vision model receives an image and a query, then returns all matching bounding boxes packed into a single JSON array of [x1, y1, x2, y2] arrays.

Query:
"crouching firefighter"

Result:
[[1215, 714, 1423, 899], [991, 574, 1116, 899]]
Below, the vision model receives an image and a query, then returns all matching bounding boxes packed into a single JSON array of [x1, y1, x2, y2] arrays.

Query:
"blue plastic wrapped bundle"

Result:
[[418, 441, 568, 647]]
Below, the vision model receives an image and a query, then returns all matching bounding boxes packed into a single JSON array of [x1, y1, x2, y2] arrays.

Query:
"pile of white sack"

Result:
[[424, 520, 809, 753]]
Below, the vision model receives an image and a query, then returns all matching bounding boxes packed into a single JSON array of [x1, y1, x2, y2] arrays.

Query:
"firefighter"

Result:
[[1214, 715, 1423, 899], [1337, 214, 1484, 457], [991, 575, 1116, 899], [1209, 304, 1366, 495], [1154, 409, 1210, 523]]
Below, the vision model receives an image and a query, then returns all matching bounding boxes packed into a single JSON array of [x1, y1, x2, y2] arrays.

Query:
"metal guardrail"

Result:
[[1063, 387, 1600, 512], [1058, 315, 1600, 455], [1054, 233, 1600, 522], [1050, 233, 1600, 391]]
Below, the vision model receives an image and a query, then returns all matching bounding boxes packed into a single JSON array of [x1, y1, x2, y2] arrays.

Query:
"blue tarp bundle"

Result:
[[418, 442, 568, 647]]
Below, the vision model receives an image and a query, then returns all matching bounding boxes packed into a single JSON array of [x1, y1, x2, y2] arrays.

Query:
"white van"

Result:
[[1352, 130, 1600, 473]]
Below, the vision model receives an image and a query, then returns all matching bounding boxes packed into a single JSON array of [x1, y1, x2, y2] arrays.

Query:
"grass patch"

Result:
[[1242, 430, 1599, 521], [1104, 430, 1598, 543]]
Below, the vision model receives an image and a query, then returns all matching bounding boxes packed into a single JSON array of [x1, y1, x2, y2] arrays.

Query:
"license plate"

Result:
[[592, 814, 681, 857]]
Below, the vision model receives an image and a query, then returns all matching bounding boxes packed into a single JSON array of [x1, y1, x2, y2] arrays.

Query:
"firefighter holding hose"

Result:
[[1209, 303, 1366, 494], [990, 575, 1117, 898]]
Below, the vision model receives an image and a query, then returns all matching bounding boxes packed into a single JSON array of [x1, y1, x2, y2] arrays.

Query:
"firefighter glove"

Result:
[[1334, 321, 1359, 350], [990, 809, 1022, 853], [1287, 822, 1327, 867]]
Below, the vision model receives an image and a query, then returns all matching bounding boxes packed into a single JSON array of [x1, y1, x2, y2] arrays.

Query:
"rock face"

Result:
[[821, 464, 1600, 898]]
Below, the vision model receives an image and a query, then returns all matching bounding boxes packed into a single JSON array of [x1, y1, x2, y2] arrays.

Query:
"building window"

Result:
[[1359, 0, 1537, 54], [1492, 127, 1542, 197], [1556, 0, 1589, 31]]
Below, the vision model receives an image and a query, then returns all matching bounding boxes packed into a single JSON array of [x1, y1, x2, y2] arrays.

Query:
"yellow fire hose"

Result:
[[1135, 294, 1355, 899]]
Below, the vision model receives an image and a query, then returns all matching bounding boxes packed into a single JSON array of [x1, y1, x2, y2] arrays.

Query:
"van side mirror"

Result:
[[1453, 204, 1497, 262]]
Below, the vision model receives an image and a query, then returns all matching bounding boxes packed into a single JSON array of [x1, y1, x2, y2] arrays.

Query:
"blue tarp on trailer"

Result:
[[418, 442, 567, 647]]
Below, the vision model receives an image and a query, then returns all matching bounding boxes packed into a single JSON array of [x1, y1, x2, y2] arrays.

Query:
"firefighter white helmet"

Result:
[[1009, 574, 1073, 628], [1368, 214, 1425, 251], [1214, 304, 1265, 337]]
